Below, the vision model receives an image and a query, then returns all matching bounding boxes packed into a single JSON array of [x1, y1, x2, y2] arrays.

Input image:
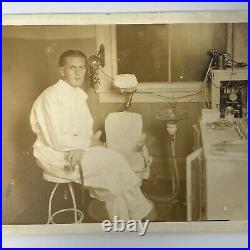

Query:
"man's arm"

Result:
[[38, 94, 93, 152]]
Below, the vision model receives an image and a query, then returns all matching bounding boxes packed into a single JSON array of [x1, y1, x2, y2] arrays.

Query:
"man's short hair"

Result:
[[59, 50, 87, 67]]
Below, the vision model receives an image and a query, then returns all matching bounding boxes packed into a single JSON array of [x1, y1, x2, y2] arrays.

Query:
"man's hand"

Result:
[[65, 149, 84, 169]]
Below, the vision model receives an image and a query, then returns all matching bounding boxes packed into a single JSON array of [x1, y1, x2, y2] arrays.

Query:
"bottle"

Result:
[[218, 54, 225, 70], [224, 106, 235, 122]]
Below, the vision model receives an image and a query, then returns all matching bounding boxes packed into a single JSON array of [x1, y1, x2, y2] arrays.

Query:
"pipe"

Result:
[[122, 90, 137, 111], [145, 132, 180, 203], [170, 137, 180, 193]]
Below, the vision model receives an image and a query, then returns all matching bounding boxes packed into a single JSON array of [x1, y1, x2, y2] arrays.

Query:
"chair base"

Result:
[[48, 208, 84, 224], [47, 182, 84, 224], [87, 199, 109, 222]]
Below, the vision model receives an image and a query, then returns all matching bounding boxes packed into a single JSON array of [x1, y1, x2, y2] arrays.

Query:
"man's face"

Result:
[[60, 56, 86, 87]]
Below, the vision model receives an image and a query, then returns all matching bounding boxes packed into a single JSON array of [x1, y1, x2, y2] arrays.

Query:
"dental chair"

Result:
[[87, 111, 153, 221]]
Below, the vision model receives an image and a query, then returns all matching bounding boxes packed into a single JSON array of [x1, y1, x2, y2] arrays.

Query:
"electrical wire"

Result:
[[202, 58, 215, 109], [99, 52, 246, 107], [211, 64, 234, 89], [132, 90, 202, 101], [99, 65, 207, 103], [99, 68, 115, 80]]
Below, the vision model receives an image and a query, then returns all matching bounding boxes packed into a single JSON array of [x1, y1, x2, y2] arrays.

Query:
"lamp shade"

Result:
[[113, 74, 138, 90]]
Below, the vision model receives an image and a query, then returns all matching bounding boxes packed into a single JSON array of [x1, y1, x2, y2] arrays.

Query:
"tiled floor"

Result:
[[11, 179, 187, 225]]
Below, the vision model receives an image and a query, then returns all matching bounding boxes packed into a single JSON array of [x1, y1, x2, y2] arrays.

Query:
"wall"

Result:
[[45, 25, 97, 85], [2, 35, 49, 224], [2, 26, 98, 224], [46, 38, 96, 86]]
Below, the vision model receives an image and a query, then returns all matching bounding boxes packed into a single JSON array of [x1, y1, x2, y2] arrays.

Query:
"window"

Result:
[[116, 24, 227, 83], [117, 24, 169, 83], [96, 21, 247, 103]]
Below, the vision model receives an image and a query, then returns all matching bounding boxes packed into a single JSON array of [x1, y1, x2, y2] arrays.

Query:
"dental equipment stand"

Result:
[[146, 102, 187, 204], [114, 74, 186, 205]]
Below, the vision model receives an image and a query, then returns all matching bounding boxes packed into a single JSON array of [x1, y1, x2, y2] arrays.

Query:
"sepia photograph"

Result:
[[2, 10, 248, 236]]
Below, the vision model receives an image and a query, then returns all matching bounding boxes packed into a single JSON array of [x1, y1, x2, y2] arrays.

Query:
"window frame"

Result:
[[96, 24, 233, 103]]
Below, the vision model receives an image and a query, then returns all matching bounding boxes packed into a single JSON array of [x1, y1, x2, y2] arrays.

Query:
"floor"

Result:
[[11, 179, 187, 225], [141, 179, 187, 222]]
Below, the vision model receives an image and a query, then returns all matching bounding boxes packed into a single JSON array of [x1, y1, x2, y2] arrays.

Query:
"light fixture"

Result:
[[113, 74, 138, 91], [88, 44, 105, 90], [113, 74, 139, 111]]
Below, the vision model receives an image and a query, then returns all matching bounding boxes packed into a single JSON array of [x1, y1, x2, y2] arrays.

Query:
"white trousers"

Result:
[[35, 145, 153, 220]]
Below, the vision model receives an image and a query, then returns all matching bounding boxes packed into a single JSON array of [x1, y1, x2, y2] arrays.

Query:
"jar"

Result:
[[224, 106, 235, 122]]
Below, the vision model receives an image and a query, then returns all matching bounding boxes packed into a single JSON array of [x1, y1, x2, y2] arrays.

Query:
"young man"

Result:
[[30, 50, 154, 221]]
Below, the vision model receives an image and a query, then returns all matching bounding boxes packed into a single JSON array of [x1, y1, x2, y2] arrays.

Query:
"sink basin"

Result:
[[155, 107, 188, 122]]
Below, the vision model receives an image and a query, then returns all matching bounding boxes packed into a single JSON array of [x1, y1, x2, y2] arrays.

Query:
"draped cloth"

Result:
[[30, 79, 153, 220]]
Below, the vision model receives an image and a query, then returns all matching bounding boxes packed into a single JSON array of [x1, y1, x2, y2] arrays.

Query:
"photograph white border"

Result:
[[2, 10, 248, 236], [2, 11, 247, 25]]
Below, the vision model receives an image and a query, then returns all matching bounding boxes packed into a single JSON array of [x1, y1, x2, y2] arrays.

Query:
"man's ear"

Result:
[[59, 67, 65, 77]]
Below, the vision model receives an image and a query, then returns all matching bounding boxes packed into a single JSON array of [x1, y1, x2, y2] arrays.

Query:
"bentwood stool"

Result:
[[43, 164, 85, 224]]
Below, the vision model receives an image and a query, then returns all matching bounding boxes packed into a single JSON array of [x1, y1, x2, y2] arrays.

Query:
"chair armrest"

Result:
[[137, 132, 153, 165], [142, 144, 153, 166], [137, 133, 146, 147], [141, 144, 153, 179], [93, 130, 102, 140], [91, 130, 107, 147]]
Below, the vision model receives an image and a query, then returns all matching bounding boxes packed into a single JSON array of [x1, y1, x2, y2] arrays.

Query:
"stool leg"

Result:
[[68, 183, 77, 223], [47, 183, 59, 224]]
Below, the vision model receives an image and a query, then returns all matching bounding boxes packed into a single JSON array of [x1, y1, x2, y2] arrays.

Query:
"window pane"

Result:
[[171, 23, 227, 82], [116, 24, 169, 82]]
